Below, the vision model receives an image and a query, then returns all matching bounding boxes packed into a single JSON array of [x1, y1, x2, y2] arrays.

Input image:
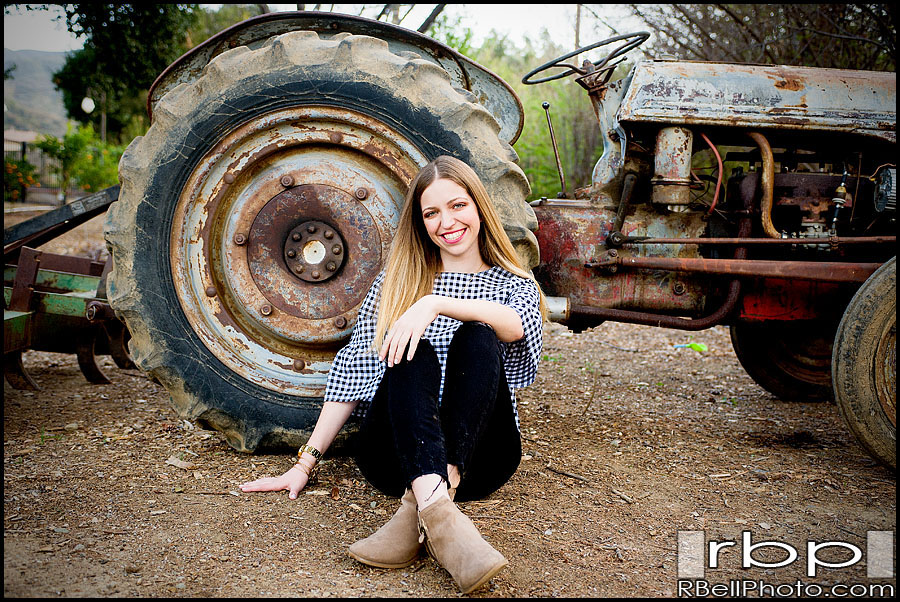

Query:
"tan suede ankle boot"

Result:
[[349, 487, 456, 569], [416, 497, 508, 593], [348, 488, 419, 568]]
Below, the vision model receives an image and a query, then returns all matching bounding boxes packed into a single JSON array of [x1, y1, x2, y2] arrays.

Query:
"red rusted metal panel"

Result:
[[738, 278, 850, 321], [532, 201, 709, 314]]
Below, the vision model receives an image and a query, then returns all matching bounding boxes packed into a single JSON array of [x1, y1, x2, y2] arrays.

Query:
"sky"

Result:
[[3, 4, 605, 54]]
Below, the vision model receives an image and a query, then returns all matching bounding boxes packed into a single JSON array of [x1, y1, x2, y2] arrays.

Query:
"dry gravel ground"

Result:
[[3, 207, 896, 597]]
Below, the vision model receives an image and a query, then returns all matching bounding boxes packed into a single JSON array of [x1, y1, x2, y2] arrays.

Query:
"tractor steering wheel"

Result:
[[521, 32, 650, 85]]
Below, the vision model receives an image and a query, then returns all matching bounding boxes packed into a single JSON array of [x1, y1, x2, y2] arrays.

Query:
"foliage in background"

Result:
[[35, 123, 121, 200], [625, 4, 896, 71], [53, 4, 200, 144], [72, 135, 124, 194], [15, 4, 896, 205], [431, 15, 606, 200], [428, 11, 475, 56], [187, 4, 271, 47], [4, 157, 37, 202]]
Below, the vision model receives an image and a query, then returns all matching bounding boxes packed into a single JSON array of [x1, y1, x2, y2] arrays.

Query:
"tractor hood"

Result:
[[149, 11, 525, 145], [617, 59, 896, 143]]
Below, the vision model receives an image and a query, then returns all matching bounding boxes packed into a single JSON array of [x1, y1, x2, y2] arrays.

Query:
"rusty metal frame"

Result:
[[4, 246, 134, 389], [567, 163, 756, 331], [587, 256, 881, 284], [617, 236, 896, 247]]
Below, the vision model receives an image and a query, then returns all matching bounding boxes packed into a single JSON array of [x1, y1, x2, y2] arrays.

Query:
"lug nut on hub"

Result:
[[284, 220, 347, 283]]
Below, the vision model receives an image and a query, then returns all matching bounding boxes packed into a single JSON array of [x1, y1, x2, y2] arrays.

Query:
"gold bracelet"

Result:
[[297, 443, 322, 463], [293, 459, 318, 480]]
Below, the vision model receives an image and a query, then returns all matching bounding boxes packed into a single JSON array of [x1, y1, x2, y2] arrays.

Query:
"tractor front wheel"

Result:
[[105, 31, 535, 452]]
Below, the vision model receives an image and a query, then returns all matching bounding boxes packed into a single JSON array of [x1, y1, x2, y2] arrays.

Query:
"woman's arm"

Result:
[[239, 400, 359, 498], [433, 296, 523, 341], [380, 294, 523, 367]]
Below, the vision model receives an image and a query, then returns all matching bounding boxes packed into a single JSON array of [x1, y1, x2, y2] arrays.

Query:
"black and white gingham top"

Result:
[[324, 266, 543, 429]]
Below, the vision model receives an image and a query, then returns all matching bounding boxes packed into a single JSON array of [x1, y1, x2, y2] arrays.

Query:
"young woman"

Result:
[[240, 155, 545, 594]]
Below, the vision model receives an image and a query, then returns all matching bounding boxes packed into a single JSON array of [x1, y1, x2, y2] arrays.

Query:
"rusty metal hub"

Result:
[[246, 184, 380, 323], [283, 220, 346, 283]]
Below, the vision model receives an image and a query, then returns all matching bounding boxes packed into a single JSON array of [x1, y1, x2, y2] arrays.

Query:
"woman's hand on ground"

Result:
[[380, 295, 440, 366], [239, 465, 308, 499]]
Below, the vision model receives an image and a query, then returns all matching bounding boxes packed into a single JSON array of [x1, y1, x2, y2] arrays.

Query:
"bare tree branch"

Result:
[[671, 4, 744, 62], [715, 3, 776, 63], [622, 4, 895, 70], [786, 25, 893, 53]]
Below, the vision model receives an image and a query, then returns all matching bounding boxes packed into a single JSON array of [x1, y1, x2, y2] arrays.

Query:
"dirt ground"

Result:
[[4, 207, 896, 598]]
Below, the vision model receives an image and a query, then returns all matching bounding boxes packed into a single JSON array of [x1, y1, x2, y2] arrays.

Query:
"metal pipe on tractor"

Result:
[[4, 13, 895, 471]]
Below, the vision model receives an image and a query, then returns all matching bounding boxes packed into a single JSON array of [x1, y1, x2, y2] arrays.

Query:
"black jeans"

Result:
[[353, 322, 522, 502]]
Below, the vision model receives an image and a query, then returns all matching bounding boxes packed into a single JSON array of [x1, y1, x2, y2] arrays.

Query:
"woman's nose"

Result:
[[440, 211, 456, 229]]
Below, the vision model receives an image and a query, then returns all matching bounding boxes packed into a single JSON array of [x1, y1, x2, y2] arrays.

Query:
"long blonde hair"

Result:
[[374, 155, 547, 348]]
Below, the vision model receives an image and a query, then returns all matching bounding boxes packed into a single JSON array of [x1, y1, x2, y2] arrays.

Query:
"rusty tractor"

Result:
[[4, 13, 895, 469]]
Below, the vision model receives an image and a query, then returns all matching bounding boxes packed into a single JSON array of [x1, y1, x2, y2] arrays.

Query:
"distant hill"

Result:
[[3, 48, 70, 137]]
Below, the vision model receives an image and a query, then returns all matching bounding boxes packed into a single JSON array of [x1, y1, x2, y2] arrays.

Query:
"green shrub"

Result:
[[4, 157, 37, 202]]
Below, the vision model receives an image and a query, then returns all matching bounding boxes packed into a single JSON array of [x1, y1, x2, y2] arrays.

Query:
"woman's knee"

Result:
[[449, 321, 500, 355], [385, 338, 439, 377], [381, 339, 441, 409]]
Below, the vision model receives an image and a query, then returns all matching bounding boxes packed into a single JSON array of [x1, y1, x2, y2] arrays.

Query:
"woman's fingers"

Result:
[[389, 329, 410, 367], [239, 468, 307, 497], [406, 332, 420, 361], [239, 476, 280, 492], [380, 298, 438, 366]]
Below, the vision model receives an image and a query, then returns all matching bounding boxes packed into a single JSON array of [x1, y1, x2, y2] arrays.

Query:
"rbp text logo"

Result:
[[678, 530, 894, 579]]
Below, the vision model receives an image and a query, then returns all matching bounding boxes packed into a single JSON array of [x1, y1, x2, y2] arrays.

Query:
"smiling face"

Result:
[[419, 177, 483, 271]]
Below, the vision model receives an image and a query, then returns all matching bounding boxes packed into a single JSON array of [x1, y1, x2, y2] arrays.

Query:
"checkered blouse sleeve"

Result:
[[323, 272, 385, 405], [500, 275, 543, 390]]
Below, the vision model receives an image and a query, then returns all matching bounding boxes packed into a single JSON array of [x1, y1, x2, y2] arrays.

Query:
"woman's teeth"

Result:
[[441, 229, 465, 243]]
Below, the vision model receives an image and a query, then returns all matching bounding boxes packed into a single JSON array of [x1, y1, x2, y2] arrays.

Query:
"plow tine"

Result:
[[75, 330, 112, 385], [103, 321, 136, 370], [4, 351, 40, 390]]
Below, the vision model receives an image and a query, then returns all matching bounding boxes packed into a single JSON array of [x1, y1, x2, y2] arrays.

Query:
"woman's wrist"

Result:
[[297, 451, 319, 465], [297, 443, 323, 464], [292, 458, 317, 479]]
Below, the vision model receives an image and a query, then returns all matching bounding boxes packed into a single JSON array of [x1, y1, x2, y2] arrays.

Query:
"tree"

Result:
[[52, 4, 200, 143], [622, 4, 895, 71], [187, 4, 271, 48], [427, 10, 475, 55]]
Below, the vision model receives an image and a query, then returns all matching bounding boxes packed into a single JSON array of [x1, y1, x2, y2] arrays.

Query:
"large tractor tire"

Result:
[[832, 257, 895, 470], [730, 320, 837, 402], [104, 31, 535, 452]]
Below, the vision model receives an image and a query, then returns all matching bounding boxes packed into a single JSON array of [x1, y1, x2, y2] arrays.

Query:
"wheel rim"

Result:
[[769, 329, 833, 387], [874, 318, 896, 427], [169, 105, 426, 397]]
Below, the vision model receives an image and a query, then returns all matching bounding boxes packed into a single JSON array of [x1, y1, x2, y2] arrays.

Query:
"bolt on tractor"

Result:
[[4, 12, 895, 469]]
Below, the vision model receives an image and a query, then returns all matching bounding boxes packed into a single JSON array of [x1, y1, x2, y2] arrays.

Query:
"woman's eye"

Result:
[[453, 202, 466, 209], [423, 211, 436, 219]]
